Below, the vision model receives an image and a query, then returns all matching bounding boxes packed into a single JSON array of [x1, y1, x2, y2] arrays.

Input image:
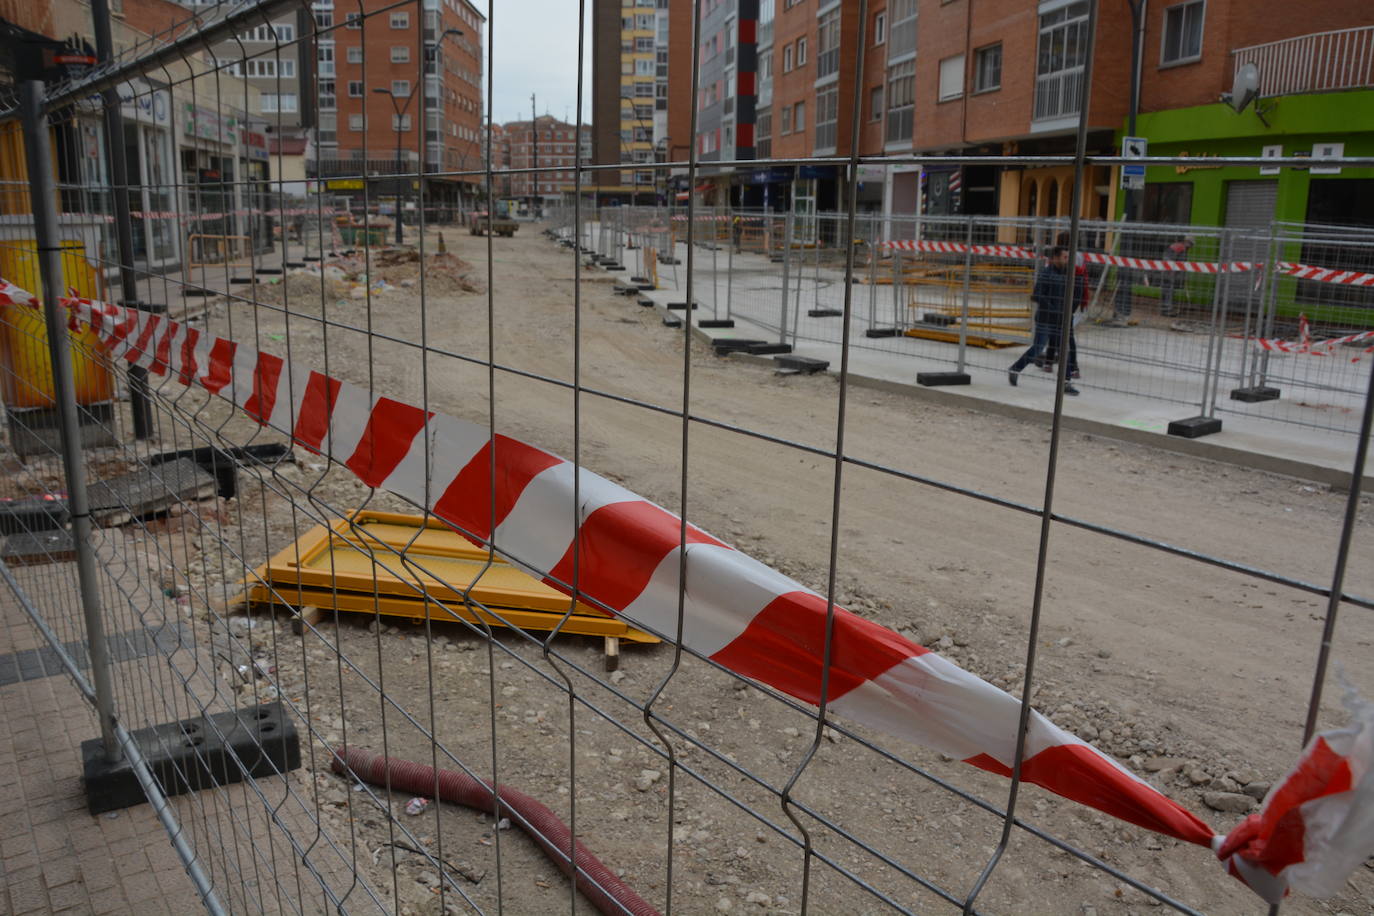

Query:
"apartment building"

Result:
[[498, 115, 591, 214], [591, 0, 694, 204], [166, 0, 307, 138], [703, 0, 1373, 237], [314, 0, 485, 213]]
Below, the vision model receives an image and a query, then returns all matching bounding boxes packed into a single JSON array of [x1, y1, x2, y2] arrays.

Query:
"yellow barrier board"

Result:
[[248, 509, 659, 644]]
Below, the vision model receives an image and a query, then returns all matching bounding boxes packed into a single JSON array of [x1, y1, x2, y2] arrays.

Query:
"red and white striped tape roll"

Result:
[[4, 275, 1370, 904]]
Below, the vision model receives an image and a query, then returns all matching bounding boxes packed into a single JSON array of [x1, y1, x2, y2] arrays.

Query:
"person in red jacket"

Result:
[[1159, 235, 1194, 318]]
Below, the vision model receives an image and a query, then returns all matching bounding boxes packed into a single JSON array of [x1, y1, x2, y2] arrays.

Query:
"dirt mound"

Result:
[[322, 249, 484, 296]]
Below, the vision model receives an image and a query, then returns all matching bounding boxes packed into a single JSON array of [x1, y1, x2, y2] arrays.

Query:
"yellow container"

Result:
[[0, 239, 114, 408]]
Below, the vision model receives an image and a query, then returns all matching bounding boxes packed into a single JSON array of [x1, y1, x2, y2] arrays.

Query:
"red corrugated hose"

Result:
[[331, 746, 661, 916]]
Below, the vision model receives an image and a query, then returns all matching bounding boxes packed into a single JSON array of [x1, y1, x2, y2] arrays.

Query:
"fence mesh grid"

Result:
[[0, 0, 1370, 914]]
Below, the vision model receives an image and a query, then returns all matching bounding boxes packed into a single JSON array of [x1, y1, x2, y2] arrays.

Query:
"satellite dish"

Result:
[[1224, 63, 1261, 113]]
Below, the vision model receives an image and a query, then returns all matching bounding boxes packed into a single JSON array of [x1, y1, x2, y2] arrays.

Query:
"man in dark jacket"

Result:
[[1008, 246, 1080, 395]]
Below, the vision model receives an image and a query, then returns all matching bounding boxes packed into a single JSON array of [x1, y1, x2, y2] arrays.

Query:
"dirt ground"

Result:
[[161, 223, 1374, 915]]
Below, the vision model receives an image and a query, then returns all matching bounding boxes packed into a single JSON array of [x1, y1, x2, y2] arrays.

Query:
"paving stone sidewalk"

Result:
[[0, 586, 199, 916]]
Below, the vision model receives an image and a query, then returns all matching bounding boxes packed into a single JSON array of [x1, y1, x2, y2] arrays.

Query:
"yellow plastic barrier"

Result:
[[0, 239, 113, 408]]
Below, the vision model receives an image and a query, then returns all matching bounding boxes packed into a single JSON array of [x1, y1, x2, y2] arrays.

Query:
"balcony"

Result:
[[1032, 67, 1083, 125], [1232, 26, 1374, 98]]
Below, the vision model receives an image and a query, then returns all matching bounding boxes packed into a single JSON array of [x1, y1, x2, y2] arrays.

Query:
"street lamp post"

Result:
[[432, 28, 465, 219], [373, 85, 417, 245]]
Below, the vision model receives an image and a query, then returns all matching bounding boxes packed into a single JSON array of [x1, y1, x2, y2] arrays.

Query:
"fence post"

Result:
[[92, 0, 155, 439], [778, 207, 795, 346], [867, 216, 878, 329], [956, 216, 974, 375], [711, 211, 720, 319], [725, 213, 734, 322], [19, 79, 120, 763]]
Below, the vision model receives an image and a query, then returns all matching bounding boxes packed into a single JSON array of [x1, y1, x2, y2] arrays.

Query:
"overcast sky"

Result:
[[486, 2, 592, 127]]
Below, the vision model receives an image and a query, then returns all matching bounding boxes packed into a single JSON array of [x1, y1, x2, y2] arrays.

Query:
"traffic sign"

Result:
[[1122, 136, 1148, 159]]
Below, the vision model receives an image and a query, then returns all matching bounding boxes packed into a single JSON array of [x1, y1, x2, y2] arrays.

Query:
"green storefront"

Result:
[[1119, 90, 1374, 323], [1124, 89, 1374, 230]]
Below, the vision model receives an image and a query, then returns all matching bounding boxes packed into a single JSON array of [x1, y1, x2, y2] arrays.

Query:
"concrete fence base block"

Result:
[[82, 703, 301, 815], [1167, 415, 1223, 439], [917, 371, 972, 387], [698, 319, 735, 329], [1229, 386, 1282, 403]]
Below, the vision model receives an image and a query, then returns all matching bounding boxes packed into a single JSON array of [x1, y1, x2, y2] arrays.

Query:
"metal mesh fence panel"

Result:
[[0, 1, 1371, 915]]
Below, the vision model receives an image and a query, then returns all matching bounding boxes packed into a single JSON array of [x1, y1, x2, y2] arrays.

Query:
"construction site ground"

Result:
[[12, 223, 1374, 915]]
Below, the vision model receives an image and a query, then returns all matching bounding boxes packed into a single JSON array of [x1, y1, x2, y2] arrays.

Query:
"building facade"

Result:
[[592, 0, 693, 204], [689, 0, 1373, 242], [313, 0, 486, 213], [496, 116, 592, 214]]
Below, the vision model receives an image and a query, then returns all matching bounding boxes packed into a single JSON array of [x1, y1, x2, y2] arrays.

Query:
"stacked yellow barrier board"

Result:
[[248, 510, 658, 664]]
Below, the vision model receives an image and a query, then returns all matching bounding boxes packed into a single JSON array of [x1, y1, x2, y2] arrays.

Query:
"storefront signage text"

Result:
[[1173, 152, 1223, 174]]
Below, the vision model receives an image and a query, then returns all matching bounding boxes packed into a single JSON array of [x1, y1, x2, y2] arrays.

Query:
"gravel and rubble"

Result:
[[116, 225, 1374, 915]]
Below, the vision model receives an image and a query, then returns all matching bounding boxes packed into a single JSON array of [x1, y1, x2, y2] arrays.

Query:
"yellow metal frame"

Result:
[[247, 509, 658, 643]]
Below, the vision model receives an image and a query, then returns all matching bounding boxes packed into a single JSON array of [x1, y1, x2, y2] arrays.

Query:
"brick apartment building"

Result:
[[496, 115, 592, 214], [313, 0, 486, 213], [688, 0, 1373, 237]]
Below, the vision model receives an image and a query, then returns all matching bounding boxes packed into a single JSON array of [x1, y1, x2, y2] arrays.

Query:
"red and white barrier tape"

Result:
[[1277, 263, 1374, 288], [1248, 314, 1374, 359], [2, 276, 1371, 904]]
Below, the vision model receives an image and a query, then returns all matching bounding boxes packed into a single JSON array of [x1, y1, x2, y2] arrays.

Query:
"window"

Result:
[[392, 113, 412, 130], [348, 113, 363, 130], [1034, 1, 1089, 121], [873, 11, 886, 44], [938, 54, 964, 101], [796, 37, 807, 66], [317, 46, 334, 76], [635, 58, 654, 75], [783, 44, 793, 72], [756, 109, 771, 159], [870, 85, 883, 121], [314, 9, 332, 28], [347, 46, 362, 63], [348, 80, 363, 97], [885, 59, 914, 144], [392, 79, 411, 96], [974, 43, 1002, 92], [345, 11, 361, 28], [780, 104, 791, 134], [793, 100, 805, 131], [390, 11, 409, 28], [319, 80, 336, 110], [1161, 0, 1204, 66], [391, 46, 410, 62], [260, 93, 297, 113], [817, 9, 840, 79], [889, 0, 917, 57], [636, 36, 654, 51], [814, 86, 837, 151]]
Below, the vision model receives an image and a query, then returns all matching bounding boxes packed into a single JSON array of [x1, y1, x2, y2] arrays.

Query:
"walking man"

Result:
[[1009, 246, 1080, 396]]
